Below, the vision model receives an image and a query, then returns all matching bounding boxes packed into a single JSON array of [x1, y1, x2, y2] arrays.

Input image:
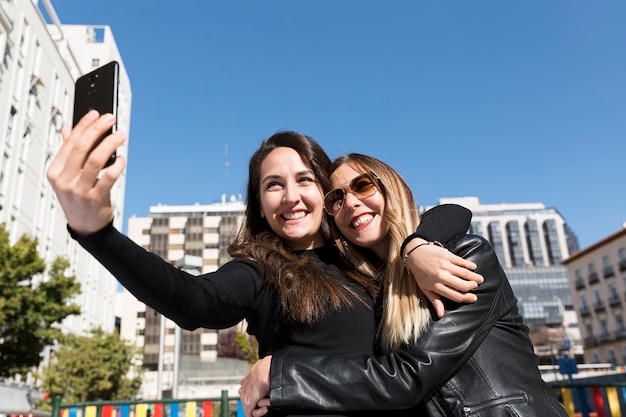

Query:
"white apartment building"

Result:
[[0, 0, 131, 337], [123, 197, 247, 399], [562, 225, 626, 365]]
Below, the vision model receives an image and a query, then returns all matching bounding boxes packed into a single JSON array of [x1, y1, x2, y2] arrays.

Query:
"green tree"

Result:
[[39, 328, 142, 407], [235, 332, 259, 364], [0, 224, 81, 378], [218, 328, 259, 364]]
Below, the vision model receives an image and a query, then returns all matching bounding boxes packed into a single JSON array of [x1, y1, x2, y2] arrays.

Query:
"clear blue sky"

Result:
[[46, 1, 625, 249]]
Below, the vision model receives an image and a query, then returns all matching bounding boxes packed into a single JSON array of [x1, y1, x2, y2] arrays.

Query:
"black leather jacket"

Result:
[[269, 234, 568, 416]]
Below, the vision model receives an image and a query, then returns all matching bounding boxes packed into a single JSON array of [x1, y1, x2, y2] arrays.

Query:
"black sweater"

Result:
[[75, 204, 470, 416]]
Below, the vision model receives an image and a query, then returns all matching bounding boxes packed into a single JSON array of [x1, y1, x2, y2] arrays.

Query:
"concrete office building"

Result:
[[438, 197, 582, 360], [0, 1, 130, 338], [563, 225, 626, 365], [123, 197, 247, 399]]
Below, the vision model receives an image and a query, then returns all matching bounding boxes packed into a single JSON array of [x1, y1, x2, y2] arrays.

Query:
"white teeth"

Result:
[[283, 211, 306, 220], [352, 214, 373, 228]]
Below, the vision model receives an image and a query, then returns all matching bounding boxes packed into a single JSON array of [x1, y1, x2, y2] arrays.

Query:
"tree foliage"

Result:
[[0, 224, 81, 378], [38, 328, 142, 407], [217, 328, 259, 364], [235, 332, 259, 364]]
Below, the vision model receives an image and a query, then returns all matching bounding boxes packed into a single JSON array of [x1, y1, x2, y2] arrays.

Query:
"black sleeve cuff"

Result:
[[67, 221, 116, 241], [400, 204, 472, 256]]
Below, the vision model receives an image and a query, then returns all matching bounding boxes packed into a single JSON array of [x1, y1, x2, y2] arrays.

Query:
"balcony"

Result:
[[575, 278, 585, 290], [580, 304, 591, 316], [600, 333, 614, 343], [608, 293, 622, 307], [583, 336, 598, 348], [588, 272, 599, 284], [603, 266, 616, 278], [593, 300, 606, 312]]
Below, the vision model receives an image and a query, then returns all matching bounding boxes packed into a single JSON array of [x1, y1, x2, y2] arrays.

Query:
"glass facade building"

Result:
[[436, 197, 580, 331]]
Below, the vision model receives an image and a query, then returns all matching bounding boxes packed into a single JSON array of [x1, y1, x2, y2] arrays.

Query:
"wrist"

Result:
[[401, 237, 428, 258], [400, 232, 425, 258], [67, 221, 114, 241], [402, 240, 444, 270]]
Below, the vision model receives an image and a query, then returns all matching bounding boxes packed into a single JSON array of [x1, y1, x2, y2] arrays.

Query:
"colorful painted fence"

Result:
[[51, 382, 626, 417], [551, 382, 626, 417], [51, 391, 243, 417]]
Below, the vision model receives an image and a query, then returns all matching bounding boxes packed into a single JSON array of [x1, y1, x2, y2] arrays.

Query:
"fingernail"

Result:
[[86, 109, 99, 119], [101, 113, 115, 123]]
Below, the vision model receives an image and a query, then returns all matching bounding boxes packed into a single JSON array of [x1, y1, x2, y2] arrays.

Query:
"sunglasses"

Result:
[[324, 172, 381, 216]]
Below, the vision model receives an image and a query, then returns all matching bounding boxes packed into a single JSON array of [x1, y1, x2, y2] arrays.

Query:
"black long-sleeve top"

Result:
[[74, 204, 471, 416]]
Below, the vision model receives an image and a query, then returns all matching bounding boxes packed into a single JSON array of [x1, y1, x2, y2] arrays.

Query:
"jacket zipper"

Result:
[[462, 394, 527, 416]]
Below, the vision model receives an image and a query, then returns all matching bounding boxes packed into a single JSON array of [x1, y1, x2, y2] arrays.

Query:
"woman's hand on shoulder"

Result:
[[403, 238, 483, 318]]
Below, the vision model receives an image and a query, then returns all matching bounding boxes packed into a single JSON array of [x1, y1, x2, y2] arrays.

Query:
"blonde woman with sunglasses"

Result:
[[240, 154, 568, 417]]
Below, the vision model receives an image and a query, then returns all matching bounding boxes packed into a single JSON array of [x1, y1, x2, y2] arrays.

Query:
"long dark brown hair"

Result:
[[228, 132, 377, 324]]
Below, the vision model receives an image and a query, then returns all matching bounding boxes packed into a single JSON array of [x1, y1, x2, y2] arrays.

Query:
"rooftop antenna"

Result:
[[224, 143, 229, 198]]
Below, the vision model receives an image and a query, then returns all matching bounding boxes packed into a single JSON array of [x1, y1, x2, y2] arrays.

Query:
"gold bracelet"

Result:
[[402, 240, 444, 270]]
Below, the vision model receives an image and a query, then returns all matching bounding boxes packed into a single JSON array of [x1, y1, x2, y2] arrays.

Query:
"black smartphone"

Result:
[[72, 60, 119, 168]]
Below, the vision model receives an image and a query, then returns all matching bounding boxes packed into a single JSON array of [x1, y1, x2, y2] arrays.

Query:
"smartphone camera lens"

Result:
[[89, 74, 98, 88]]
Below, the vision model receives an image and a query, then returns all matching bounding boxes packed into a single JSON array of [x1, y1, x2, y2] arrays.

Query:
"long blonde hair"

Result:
[[328, 154, 432, 352]]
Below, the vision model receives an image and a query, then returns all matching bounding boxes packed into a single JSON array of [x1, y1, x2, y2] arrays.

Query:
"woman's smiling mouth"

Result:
[[282, 211, 307, 221], [351, 213, 374, 229]]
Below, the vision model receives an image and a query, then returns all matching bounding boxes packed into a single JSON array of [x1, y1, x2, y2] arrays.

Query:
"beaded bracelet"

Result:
[[402, 240, 444, 270]]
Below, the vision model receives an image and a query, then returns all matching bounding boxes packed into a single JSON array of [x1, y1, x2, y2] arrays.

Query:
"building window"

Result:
[[593, 289, 605, 311], [469, 221, 482, 236], [575, 269, 585, 289], [506, 221, 524, 267], [600, 321, 611, 342], [525, 219, 544, 267], [588, 263, 599, 284], [607, 349, 617, 365], [609, 284, 621, 306], [28, 72, 43, 113], [543, 219, 563, 264], [603, 255, 615, 278], [616, 316, 626, 339], [488, 221, 506, 266], [580, 295, 590, 315], [618, 248, 626, 272], [5, 106, 17, 146]]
